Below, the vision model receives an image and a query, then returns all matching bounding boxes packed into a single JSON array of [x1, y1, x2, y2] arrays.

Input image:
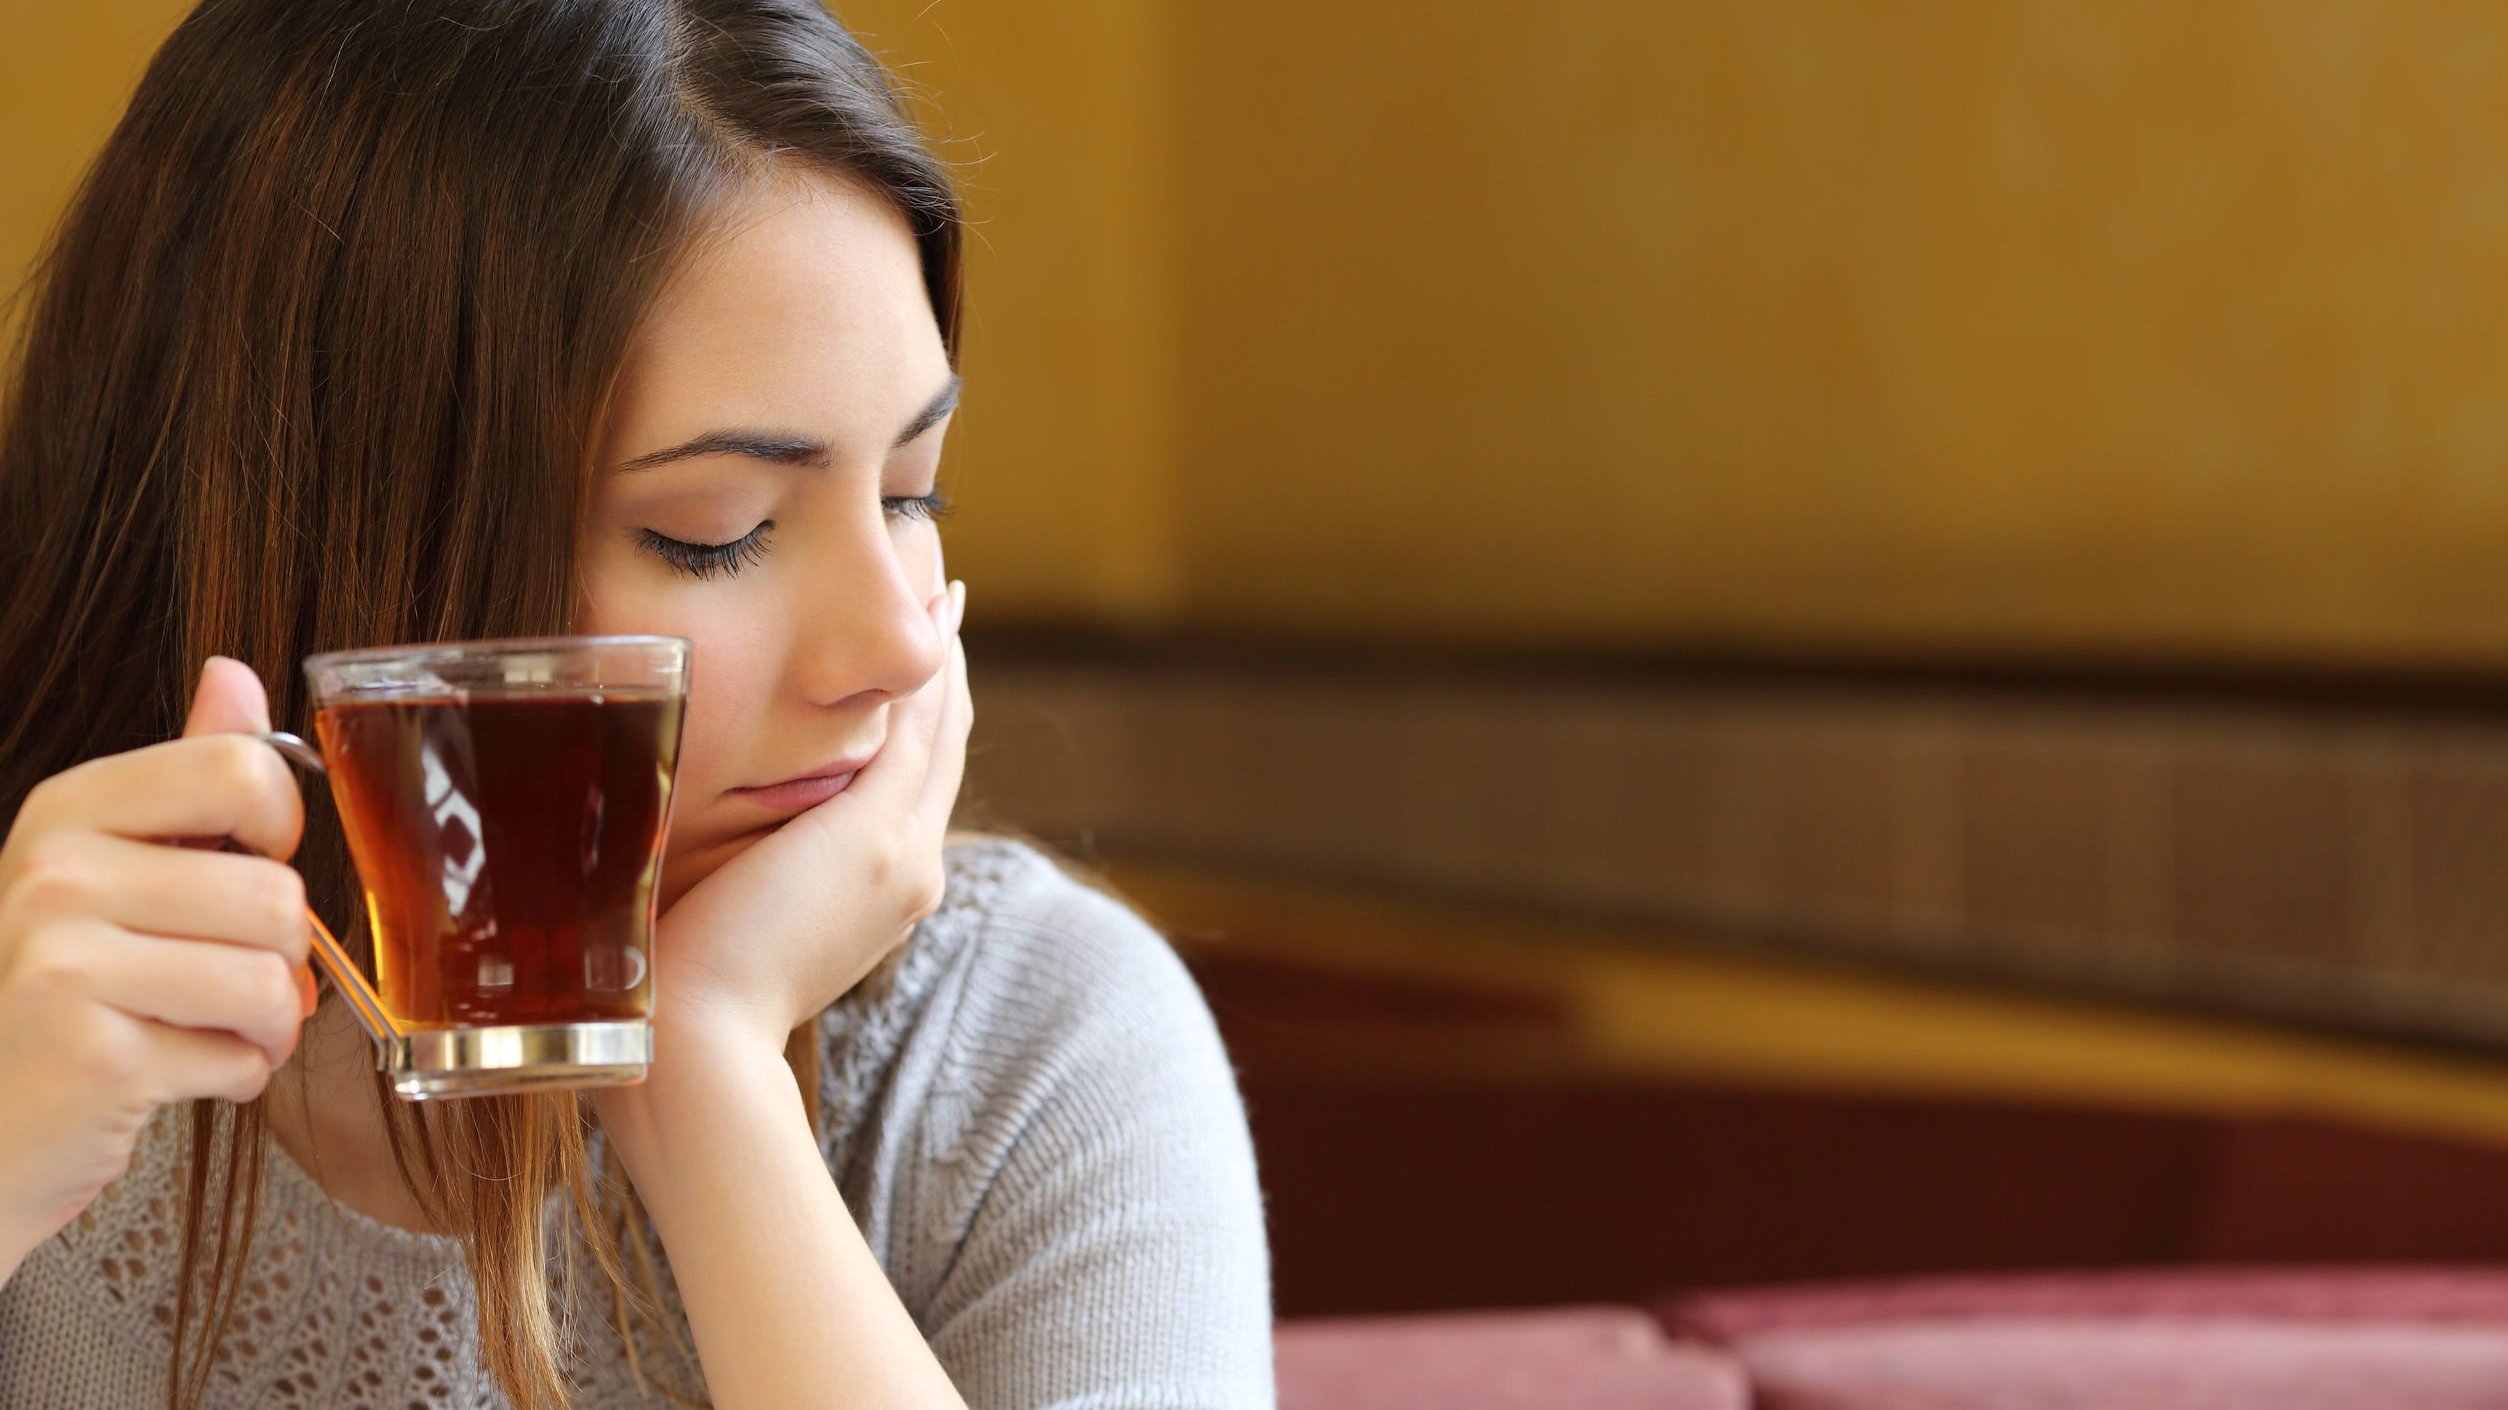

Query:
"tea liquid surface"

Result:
[[313, 688, 683, 1030]]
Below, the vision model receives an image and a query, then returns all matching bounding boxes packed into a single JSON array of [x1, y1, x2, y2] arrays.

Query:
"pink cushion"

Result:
[[1661, 1267, 2508, 1410], [1737, 1319, 2508, 1410], [1662, 1265, 2508, 1340], [1277, 1305, 1747, 1410]]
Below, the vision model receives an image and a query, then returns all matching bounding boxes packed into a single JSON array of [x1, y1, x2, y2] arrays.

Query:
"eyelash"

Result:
[[637, 492, 953, 581]]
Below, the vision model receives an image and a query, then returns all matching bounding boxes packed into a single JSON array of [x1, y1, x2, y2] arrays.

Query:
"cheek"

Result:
[[574, 547, 771, 823], [671, 627, 769, 806]]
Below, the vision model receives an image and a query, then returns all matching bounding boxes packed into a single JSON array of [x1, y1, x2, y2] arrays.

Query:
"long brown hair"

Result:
[[0, 2, 962, 1405]]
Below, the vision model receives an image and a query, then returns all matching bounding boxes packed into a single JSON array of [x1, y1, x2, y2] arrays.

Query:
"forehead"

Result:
[[609, 170, 944, 440]]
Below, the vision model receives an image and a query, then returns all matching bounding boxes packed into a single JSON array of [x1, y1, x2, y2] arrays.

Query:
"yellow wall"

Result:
[[1156, 0, 2508, 664], [867, 0, 2508, 666], [19, 4, 2508, 667], [0, 4, 195, 326]]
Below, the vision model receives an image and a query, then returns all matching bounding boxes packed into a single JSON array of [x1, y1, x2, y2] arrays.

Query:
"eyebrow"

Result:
[[614, 372, 962, 474]]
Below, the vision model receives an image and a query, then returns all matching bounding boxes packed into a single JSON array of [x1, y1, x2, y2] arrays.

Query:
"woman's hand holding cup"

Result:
[[0, 657, 315, 1282]]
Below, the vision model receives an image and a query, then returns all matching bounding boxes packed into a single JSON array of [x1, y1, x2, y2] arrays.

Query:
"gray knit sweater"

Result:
[[0, 835, 1276, 1408]]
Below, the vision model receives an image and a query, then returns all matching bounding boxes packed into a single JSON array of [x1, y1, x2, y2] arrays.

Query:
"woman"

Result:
[[0, 2, 1272, 1406]]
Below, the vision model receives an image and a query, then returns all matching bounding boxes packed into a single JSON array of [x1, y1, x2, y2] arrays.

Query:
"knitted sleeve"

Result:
[[904, 868, 1276, 1410]]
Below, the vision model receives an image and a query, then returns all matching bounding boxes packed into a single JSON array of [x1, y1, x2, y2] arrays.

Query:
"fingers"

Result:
[[909, 617, 972, 852], [2, 831, 310, 970], [17, 918, 304, 1072], [23, 731, 304, 864], [838, 578, 966, 814], [119, 1015, 279, 1107], [898, 586, 970, 919], [183, 655, 273, 738]]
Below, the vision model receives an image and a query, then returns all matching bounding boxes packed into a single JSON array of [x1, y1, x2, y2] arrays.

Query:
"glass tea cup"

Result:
[[206, 635, 690, 1099]]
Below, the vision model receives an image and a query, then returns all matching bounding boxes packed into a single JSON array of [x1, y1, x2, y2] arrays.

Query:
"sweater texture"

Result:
[[0, 835, 1275, 1408]]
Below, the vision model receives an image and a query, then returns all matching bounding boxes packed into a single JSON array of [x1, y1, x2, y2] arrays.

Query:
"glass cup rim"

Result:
[[302, 632, 690, 673]]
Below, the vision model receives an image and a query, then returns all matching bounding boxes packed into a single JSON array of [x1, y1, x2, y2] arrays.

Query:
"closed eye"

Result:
[[636, 523, 771, 580], [637, 492, 952, 581], [889, 489, 952, 524]]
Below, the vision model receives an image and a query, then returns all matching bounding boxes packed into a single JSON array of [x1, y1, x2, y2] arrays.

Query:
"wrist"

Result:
[[649, 987, 796, 1064], [594, 1018, 807, 1213]]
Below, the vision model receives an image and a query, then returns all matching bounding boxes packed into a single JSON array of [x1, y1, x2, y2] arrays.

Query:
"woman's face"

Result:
[[576, 170, 956, 913]]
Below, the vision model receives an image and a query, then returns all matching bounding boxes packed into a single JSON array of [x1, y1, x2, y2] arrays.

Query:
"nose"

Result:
[[790, 514, 946, 708]]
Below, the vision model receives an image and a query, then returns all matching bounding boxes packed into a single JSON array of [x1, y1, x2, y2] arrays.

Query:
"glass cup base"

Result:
[[382, 1020, 652, 1100]]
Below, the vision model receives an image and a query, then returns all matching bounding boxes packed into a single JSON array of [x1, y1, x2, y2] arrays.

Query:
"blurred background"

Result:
[[21, 0, 2508, 1332]]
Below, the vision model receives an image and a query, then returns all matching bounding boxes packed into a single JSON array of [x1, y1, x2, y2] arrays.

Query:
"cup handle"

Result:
[[194, 730, 403, 1058]]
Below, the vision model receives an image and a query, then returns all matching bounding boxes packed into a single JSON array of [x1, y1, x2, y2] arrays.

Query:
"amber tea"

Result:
[[313, 687, 683, 1032]]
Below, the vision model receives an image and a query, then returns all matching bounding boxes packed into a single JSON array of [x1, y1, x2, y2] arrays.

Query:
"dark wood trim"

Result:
[[967, 621, 2508, 721]]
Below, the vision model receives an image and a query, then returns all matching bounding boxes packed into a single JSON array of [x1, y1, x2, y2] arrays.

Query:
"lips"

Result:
[[729, 744, 882, 802], [728, 772, 856, 818], [740, 758, 873, 793]]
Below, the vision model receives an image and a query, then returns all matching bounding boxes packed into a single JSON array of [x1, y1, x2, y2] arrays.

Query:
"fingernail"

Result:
[[949, 579, 967, 632], [297, 959, 319, 1018]]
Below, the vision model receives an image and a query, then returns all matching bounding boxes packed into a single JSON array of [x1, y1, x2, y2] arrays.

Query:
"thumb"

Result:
[[182, 654, 274, 739], [177, 656, 316, 1013]]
